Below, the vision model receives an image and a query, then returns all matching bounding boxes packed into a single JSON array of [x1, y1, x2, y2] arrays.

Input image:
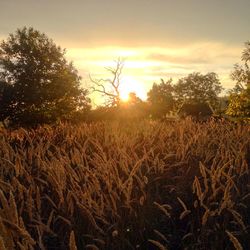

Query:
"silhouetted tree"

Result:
[[89, 91, 149, 121], [90, 59, 123, 107], [177, 102, 213, 120], [127, 92, 142, 105], [216, 96, 230, 115], [118, 92, 149, 120], [227, 41, 250, 118], [147, 79, 174, 118], [174, 72, 222, 108], [0, 27, 90, 126]]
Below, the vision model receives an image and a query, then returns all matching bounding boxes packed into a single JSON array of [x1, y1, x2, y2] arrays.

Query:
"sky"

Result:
[[0, 0, 250, 104]]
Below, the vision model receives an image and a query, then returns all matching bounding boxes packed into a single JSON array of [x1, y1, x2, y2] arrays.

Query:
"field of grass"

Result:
[[0, 119, 249, 250]]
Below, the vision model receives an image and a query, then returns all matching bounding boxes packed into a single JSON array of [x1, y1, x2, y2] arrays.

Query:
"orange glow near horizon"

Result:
[[119, 76, 147, 101], [65, 44, 241, 105]]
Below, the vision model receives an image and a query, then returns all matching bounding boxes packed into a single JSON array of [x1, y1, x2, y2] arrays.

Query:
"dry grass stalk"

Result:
[[0, 119, 249, 249], [226, 231, 243, 250], [148, 239, 168, 250], [69, 231, 78, 250]]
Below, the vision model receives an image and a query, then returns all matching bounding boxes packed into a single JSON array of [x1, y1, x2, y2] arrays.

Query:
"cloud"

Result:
[[64, 42, 243, 97], [66, 42, 241, 71], [147, 53, 210, 64], [145, 42, 241, 65]]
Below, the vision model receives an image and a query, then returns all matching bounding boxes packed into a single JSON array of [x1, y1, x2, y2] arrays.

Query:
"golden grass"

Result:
[[0, 118, 249, 249]]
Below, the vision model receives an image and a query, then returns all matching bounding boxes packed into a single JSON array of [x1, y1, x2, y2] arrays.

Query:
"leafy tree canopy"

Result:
[[0, 27, 90, 126], [147, 79, 174, 118], [174, 72, 222, 107], [227, 41, 250, 118], [231, 41, 250, 91]]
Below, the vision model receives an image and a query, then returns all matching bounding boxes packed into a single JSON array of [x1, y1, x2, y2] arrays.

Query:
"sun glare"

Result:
[[119, 76, 146, 102], [120, 93, 130, 102]]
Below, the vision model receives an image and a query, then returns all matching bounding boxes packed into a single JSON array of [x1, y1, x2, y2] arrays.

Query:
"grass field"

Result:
[[0, 119, 249, 250]]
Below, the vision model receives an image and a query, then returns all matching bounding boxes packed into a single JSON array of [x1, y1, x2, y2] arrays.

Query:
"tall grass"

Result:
[[0, 119, 249, 249]]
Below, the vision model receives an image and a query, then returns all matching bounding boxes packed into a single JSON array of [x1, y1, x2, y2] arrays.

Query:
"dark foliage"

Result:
[[227, 41, 250, 118], [174, 72, 222, 109], [177, 102, 214, 120], [0, 27, 90, 127], [147, 79, 174, 119]]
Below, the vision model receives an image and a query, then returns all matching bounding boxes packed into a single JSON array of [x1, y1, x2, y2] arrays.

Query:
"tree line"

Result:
[[0, 27, 249, 127]]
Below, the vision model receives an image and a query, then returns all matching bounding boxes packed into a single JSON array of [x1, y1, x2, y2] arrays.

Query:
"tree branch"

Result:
[[90, 58, 124, 107]]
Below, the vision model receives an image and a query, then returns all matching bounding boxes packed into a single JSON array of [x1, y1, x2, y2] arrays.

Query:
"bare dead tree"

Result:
[[90, 58, 124, 107]]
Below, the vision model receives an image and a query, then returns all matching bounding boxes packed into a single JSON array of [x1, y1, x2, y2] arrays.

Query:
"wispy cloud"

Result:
[[66, 42, 241, 89]]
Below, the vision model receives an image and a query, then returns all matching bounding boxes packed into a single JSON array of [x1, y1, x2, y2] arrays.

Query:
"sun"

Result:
[[120, 92, 130, 102], [119, 76, 146, 102]]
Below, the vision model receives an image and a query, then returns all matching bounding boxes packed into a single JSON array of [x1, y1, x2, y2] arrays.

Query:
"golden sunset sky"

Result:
[[1, 0, 249, 104]]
